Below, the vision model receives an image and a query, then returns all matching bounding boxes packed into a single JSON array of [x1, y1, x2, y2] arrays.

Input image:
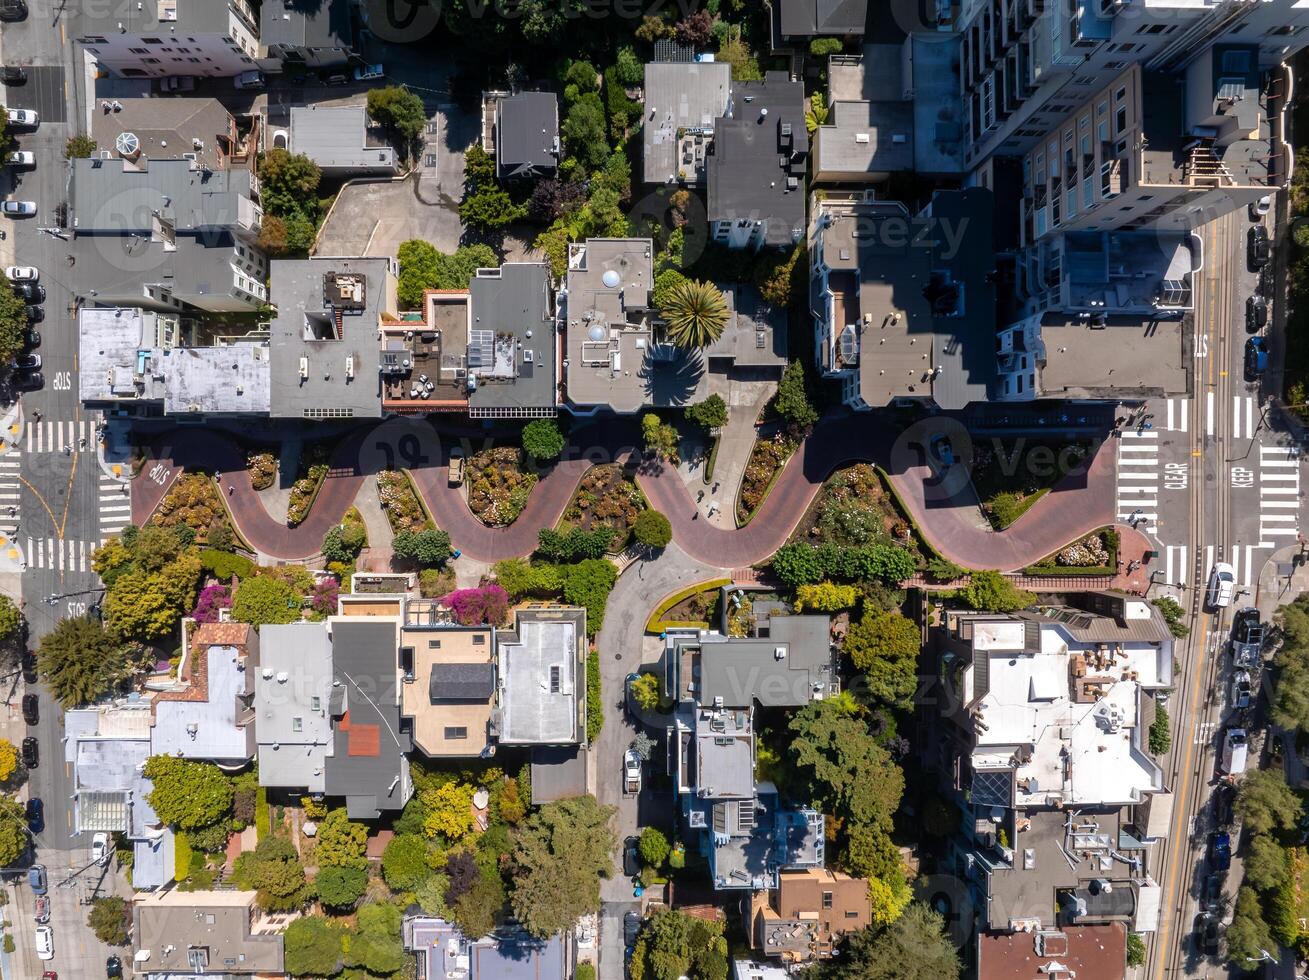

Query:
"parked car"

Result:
[[27, 864, 46, 895], [106, 956, 123, 979], [24, 328, 39, 348], [623, 748, 642, 795], [1230, 670, 1252, 710], [354, 64, 385, 81], [1220, 728, 1249, 776], [5, 107, 36, 127], [21, 649, 36, 683], [1205, 561, 1236, 610], [91, 832, 110, 865], [1214, 783, 1235, 828], [1250, 195, 1272, 220], [12, 282, 43, 302], [33, 894, 49, 923], [1208, 831, 1232, 871], [0, 0, 27, 22], [5, 266, 36, 281], [24, 304, 42, 322], [232, 70, 265, 90], [1246, 295, 1268, 333], [12, 353, 40, 371], [1200, 870, 1224, 911], [448, 447, 464, 486], [4, 150, 33, 167], [1244, 336, 1269, 381], [1194, 913, 1221, 956], [1, 200, 36, 216], [21, 694, 36, 725], [322, 71, 349, 85], [1248, 225, 1270, 269], [1231, 607, 1264, 667], [21, 735, 37, 769], [12, 370, 43, 391], [0, 66, 23, 85], [624, 910, 641, 948], [622, 836, 640, 877], [34, 923, 53, 960], [158, 75, 196, 93], [25, 797, 42, 834]]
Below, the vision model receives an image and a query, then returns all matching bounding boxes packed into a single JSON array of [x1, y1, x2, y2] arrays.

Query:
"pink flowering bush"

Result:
[[310, 577, 340, 617], [192, 584, 232, 624], [443, 585, 509, 626]]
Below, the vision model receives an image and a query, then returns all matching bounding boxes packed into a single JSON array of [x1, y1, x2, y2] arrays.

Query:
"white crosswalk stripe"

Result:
[[0, 450, 18, 536], [1165, 397, 1190, 432], [1117, 430, 1159, 533], [1233, 396, 1256, 441], [1259, 444, 1301, 545], [24, 537, 93, 572], [1164, 545, 1188, 588], [24, 419, 97, 454], [98, 472, 133, 542]]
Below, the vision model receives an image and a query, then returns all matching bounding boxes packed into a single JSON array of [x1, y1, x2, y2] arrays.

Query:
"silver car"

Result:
[[1, 199, 35, 216]]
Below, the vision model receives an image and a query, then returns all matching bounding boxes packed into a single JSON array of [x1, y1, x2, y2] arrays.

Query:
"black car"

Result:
[[20, 650, 36, 683], [107, 956, 124, 979], [24, 305, 42, 323], [1214, 783, 1235, 828], [23, 328, 38, 348], [623, 910, 641, 948], [1246, 295, 1268, 333], [1232, 607, 1264, 648], [21, 694, 36, 725], [0, 66, 25, 85], [1248, 226, 1271, 270], [24, 797, 42, 834], [11, 371, 42, 391], [20, 736, 37, 770], [1200, 871, 1224, 911], [0, 0, 27, 23], [622, 836, 641, 878], [1195, 913, 1221, 955], [12, 353, 39, 371], [12, 283, 43, 303]]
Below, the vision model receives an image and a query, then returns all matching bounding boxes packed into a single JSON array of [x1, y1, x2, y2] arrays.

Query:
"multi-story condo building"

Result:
[[75, 0, 262, 79]]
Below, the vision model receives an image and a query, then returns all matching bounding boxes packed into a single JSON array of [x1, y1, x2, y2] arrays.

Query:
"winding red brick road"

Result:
[[132, 415, 1117, 570]]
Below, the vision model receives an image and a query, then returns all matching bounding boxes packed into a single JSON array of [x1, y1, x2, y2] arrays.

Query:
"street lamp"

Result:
[[1244, 948, 1276, 965]]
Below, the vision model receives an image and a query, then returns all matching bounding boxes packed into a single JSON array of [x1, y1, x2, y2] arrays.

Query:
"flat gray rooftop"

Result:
[[468, 263, 557, 417], [697, 619, 833, 708], [496, 92, 559, 178], [642, 62, 731, 185], [291, 105, 395, 173], [152, 642, 253, 762], [256, 623, 334, 794], [90, 98, 234, 172], [693, 706, 755, 800], [71, 158, 255, 234], [706, 284, 787, 369], [261, 0, 353, 48], [498, 614, 581, 745], [814, 98, 915, 176], [1036, 314, 1189, 399]]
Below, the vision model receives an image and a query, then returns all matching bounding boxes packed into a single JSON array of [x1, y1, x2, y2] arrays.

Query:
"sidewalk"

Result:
[[1256, 542, 1309, 615], [98, 415, 133, 482], [702, 382, 774, 530]]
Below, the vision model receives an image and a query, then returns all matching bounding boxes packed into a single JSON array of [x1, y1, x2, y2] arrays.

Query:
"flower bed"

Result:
[[377, 470, 432, 535], [737, 430, 798, 524], [247, 452, 277, 491], [1024, 528, 1119, 576], [796, 464, 914, 548], [644, 578, 733, 633], [154, 473, 231, 542], [467, 447, 538, 527], [560, 464, 645, 545], [285, 463, 327, 527]]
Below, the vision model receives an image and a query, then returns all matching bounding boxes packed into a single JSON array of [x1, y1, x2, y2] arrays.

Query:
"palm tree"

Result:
[[659, 279, 729, 349]]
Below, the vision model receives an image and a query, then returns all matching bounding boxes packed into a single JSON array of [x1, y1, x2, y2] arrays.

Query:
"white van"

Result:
[[1221, 728, 1248, 775], [233, 70, 265, 90]]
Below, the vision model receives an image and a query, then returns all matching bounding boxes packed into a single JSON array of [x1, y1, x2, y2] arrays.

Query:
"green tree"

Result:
[[257, 148, 321, 221], [315, 865, 368, 911], [283, 211, 317, 253], [0, 740, 17, 783], [806, 904, 961, 980], [344, 902, 406, 975], [321, 522, 367, 565], [1227, 885, 1276, 966], [642, 910, 726, 980], [1127, 932, 1146, 968], [144, 757, 234, 831], [774, 360, 818, 429], [1237, 768, 1304, 835], [522, 418, 567, 462], [396, 239, 442, 308], [510, 795, 617, 938], [64, 133, 97, 159], [959, 570, 1036, 612], [366, 85, 428, 143], [638, 827, 670, 868], [393, 529, 452, 568], [0, 594, 18, 644], [805, 92, 831, 133], [614, 45, 644, 85], [421, 781, 477, 842], [1244, 834, 1289, 892], [1149, 705, 1171, 755], [0, 278, 27, 366], [843, 611, 920, 709], [450, 865, 505, 938], [36, 615, 127, 708], [562, 93, 609, 172], [795, 582, 858, 612], [629, 672, 661, 712], [256, 213, 290, 256], [103, 552, 202, 641], [1273, 642, 1309, 733], [641, 413, 680, 461], [234, 836, 310, 912], [381, 833, 431, 891], [562, 560, 618, 636], [0, 796, 25, 867], [685, 394, 728, 431], [633, 510, 673, 550], [658, 279, 728, 349], [315, 809, 368, 870], [460, 185, 527, 231], [283, 915, 344, 977], [87, 896, 131, 945], [810, 37, 844, 56], [789, 699, 904, 831], [231, 575, 301, 626], [653, 268, 689, 310], [561, 59, 600, 98]]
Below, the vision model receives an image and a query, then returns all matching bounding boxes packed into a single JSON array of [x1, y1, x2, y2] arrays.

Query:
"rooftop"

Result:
[[705, 285, 788, 369], [70, 157, 257, 235], [404, 916, 567, 980], [399, 623, 495, 758], [382, 291, 470, 412], [132, 890, 284, 976], [150, 623, 255, 763], [497, 608, 585, 745], [260, 0, 353, 50], [76, 0, 242, 37], [752, 868, 872, 963], [290, 105, 396, 173], [269, 257, 395, 420], [697, 787, 824, 891], [1056, 231, 1196, 313], [813, 98, 915, 178], [90, 98, 239, 172], [255, 623, 334, 793], [495, 92, 559, 179], [66, 703, 158, 837], [978, 924, 1127, 980], [776, 0, 868, 36], [1032, 314, 1190, 400], [642, 61, 732, 185], [467, 263, 557, 418], [676, 612, 835, 709], [707, 74, 808, 247], [691, 704, 755, 800], [562, 238, 655, 413]]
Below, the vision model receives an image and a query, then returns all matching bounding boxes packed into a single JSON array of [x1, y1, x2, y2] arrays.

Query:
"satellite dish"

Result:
[[587, 323, 605, 342], [115, 131, 140, 158], [602, 269, 621, 288]]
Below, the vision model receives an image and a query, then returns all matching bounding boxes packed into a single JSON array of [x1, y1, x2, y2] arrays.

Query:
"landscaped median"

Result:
[[645, 578, 733, 633], [1022, 527, 1119, 577], [736, 429, 798, 525]]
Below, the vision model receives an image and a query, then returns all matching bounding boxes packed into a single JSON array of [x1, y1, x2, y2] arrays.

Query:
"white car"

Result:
[[5, 107, 36, 126], [4, 150, 33, 167], [5, 266, 36, 281], [354, 63, 384, 81], [623, 748, 642, 795], [91, 831, 110, 865], [1250, 195, 1271, 220], [1230, 670, 1252, 710], [34, 924, 53, 960], [1206, 561, 1236, 610], [0, 199, 34, 216]]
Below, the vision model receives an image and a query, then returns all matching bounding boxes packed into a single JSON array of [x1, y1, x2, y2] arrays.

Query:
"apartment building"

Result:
[[642, 60, 732, 186], [259, 0, 356, 69], [75, 0, 261, 79], [750, 869, 874, 964], [132, 891, 284, 977], [149, 622, 257, 768]]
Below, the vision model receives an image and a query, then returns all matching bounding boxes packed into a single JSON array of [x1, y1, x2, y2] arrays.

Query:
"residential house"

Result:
[[403, 915, 569, 979], [91, 98, 252, 172], [750, 868, 873, 964], [489, 91, 559, 181], [69, 158, 266, 314], [769, 0, 868, 50], [289, 105, 397, 176], [131, 890, 284, 977], [978, 923, 1127, 980], [466, 263, 557, 418], [560, 238, 655, 414], [255, 622, 335, 797], [268, 257, 398, 421], [496, 606, 587, 746], [259, 0, 356, 69], [733, 962, 790, 980], [706, 72, 807, 251], [74, 0, 261, 79], [810, 187, 997, 410], [642, 61, 731, 186], [704, 285, 788, 377], [148, 622, 257, 768], [400, 600, 497, 759]]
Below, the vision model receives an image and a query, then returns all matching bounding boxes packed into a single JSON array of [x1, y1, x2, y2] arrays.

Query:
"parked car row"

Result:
[[3, 265, 43, 388]]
